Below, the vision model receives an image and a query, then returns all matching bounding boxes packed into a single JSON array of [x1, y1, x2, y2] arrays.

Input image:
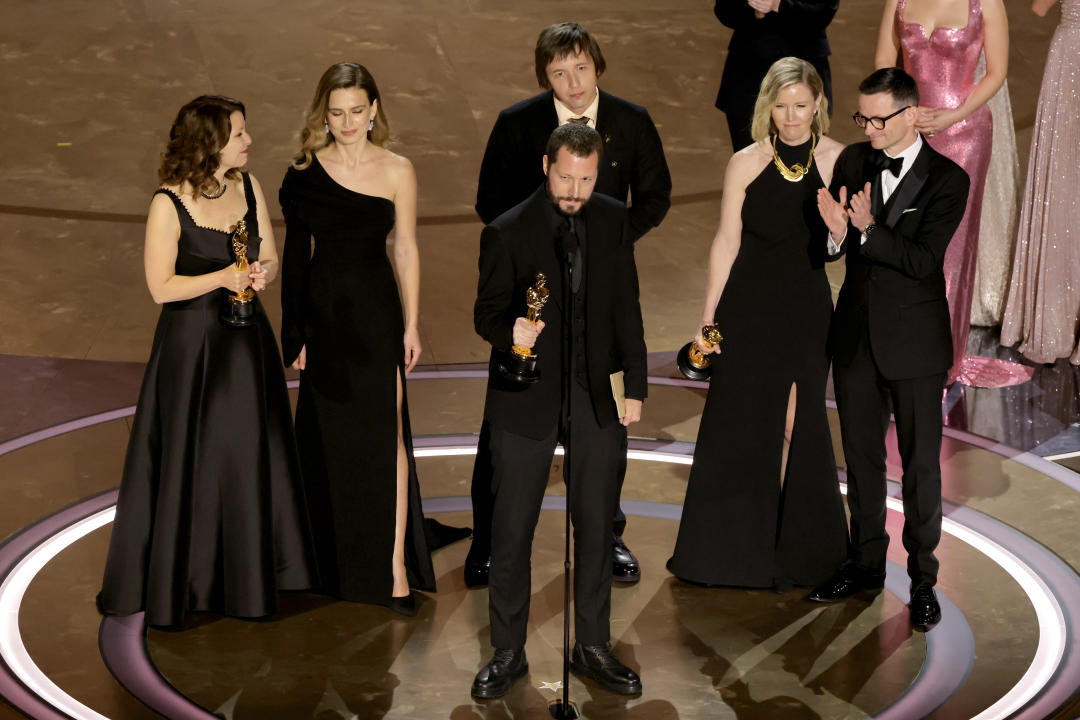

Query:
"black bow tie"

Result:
[[873, 151, 904, 178]]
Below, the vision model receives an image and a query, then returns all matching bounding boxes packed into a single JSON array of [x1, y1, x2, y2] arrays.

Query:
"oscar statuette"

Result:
[[497, 273, 549, 384], [220, 219, 256, 328], [677, 324, 723, 380]]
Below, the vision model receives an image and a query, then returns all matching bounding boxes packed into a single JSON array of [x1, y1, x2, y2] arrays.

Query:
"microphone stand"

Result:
[[550, 218, 579, 720]]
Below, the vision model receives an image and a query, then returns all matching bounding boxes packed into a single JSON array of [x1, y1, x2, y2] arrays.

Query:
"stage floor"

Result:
[[1, 0, 1078, 718]]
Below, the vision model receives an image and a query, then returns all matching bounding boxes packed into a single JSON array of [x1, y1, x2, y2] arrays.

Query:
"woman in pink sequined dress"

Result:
[[1000, 0, 1080, 365], [876, 0, 1032, 387]]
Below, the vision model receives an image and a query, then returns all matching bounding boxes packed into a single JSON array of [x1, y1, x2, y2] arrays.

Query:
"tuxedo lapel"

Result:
[[882, 145, 930, 228], [861, 150, 884, 218]]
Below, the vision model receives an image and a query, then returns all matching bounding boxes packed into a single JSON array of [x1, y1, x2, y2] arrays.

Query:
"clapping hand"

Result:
[[847, 182, 874, 232], [817, 186, 850, 241]]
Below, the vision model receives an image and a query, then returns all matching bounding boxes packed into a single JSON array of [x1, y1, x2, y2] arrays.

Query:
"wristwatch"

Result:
[[863, 222, 876, 238]]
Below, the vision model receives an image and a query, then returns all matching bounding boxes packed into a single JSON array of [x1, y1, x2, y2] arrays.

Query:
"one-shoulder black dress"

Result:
[[669, 137, 848, 588], [279, 157, 436, 604], [98, 173, 315, 627]]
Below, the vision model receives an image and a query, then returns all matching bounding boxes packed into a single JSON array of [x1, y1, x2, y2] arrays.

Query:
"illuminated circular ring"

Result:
[[0, 370, 1075, 718]]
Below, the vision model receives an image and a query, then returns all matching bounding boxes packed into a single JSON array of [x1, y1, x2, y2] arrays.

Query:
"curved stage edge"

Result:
[[0, 370, 1078, 719]]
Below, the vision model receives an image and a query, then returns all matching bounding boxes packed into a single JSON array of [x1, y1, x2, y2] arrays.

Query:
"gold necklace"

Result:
[[772, 133, 817, 182]]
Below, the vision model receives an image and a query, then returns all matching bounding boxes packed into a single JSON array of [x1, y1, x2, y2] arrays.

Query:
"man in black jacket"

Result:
[[809, 68, 970, 632], [470, 124, 647, 699], [714, 0, 838, 150], [466, 22, 671, 589]]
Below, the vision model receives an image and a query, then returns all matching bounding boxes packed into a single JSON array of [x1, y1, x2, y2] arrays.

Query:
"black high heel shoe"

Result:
[[380, 592, 417, 617]]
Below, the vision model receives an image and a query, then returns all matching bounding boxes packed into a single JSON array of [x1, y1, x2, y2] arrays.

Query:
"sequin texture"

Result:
[[1001, 0, 1080, 365]]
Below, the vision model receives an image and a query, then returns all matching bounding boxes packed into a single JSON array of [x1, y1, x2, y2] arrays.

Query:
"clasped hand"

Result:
[[915, 107, 956, 137], [220, 261, 267, 293]]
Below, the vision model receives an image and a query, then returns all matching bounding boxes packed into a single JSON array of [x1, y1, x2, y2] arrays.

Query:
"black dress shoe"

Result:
[[909, 584, 942, 631], [464, 549, 491, 588], [569, 643, 642, 696], [612, 538, 640, 584], [471, 648, 528, 699], [807, 565, 886, 603]]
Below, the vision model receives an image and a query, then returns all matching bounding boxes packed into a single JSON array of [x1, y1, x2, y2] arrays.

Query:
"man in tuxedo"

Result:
[[470, 123, 647, 699], [466, 22, 671, 589], [809, 68, 969, 631], [714, 0, 838, 150]]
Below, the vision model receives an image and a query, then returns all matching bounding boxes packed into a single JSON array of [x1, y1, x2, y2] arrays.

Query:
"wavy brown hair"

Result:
[[292, 62, 390, 170], [158, 95, 246, 197]]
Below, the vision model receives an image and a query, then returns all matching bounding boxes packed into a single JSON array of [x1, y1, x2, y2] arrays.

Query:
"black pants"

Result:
[[487, 382, 626, 650], [833, 329, 946, 589], [470, 425, 627, 556]]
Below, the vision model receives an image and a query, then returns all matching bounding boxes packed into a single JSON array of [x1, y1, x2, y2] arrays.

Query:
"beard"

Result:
[[545, 183, 590, 217]]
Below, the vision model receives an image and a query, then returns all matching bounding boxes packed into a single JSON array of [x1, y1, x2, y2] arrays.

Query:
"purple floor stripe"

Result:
[[98, 615, 219, 720]]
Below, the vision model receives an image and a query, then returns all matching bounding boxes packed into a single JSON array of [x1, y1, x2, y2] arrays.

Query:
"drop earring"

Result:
[[324, 121, 330, 136], [368, 118, 375, 133]]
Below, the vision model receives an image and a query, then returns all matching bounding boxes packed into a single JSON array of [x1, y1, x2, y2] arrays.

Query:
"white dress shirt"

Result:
[[554, 89, 600, 128]]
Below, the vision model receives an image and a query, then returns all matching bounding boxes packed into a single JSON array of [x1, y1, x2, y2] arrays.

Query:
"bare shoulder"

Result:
[[726, 140, 771, 187], [379, 149, 415, 194], [149, 190, 177, 214], [380, 148, 414, 174], [815, 136, 845, 165]]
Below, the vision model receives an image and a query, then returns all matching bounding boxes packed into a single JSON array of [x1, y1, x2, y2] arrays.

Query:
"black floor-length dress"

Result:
[[279, 157, 436, 604], [98, 173, 315, 627], [669, 137, 848, 588]]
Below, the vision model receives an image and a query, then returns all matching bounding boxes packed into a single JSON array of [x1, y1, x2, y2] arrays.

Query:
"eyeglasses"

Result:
[[852, 106, 911, 130]]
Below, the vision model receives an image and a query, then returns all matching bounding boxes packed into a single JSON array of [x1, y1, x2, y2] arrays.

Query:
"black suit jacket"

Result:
[[827, 140, 970, 380], [475, 90, 671, 242], [475, 187, 648, 439], [715, 0, 837, 111]]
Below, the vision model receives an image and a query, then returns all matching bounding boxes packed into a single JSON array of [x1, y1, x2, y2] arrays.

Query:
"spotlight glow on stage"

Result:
[[0, 507, 115, 720], [0, 446, 1069, 720]]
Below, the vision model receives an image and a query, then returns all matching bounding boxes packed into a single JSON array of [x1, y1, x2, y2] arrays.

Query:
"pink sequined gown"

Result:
[[897, 0, 1033, 387], [1000, 0, 1080, 365]]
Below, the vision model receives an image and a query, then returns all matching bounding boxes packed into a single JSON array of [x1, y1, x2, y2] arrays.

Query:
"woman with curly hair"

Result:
[[279, 63, 436, 615], [97, 95, 315, 627]]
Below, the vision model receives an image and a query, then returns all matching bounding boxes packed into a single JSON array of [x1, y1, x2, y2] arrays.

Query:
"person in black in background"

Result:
[[714, 0, 838, 150], [465, 22, 671, 589]]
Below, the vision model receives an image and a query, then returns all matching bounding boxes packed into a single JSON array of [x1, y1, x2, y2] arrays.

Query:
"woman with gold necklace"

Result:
[[669, 57, 849, 590]]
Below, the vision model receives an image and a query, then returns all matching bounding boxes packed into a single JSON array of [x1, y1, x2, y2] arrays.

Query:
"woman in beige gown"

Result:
[[1001, 0, 1080, 364]]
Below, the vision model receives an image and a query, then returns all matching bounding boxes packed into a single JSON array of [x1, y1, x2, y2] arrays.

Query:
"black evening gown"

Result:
[[279, 157, 436, 604], [98, 173, 315, 627], [669, 137, 848, 588]]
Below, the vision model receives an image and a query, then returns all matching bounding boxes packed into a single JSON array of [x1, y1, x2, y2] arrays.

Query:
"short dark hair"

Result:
[[545, 123, 603, 163], [534, 23, 606, 89], [859, 67, 920, 108]]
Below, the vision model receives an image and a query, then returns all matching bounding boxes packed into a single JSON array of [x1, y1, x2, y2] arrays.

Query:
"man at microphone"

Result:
[[471, 123, 648, 700]]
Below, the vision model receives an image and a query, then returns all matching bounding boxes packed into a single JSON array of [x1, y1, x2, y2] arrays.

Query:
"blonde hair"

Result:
[[750, 57, 830, 143], [292, 62, 391, 169]]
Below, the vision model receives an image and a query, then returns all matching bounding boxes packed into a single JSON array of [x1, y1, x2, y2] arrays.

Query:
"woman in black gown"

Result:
[[98, 96, 315, 627], [669, 58, 848, 590], [280, 63, 435, 614]]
